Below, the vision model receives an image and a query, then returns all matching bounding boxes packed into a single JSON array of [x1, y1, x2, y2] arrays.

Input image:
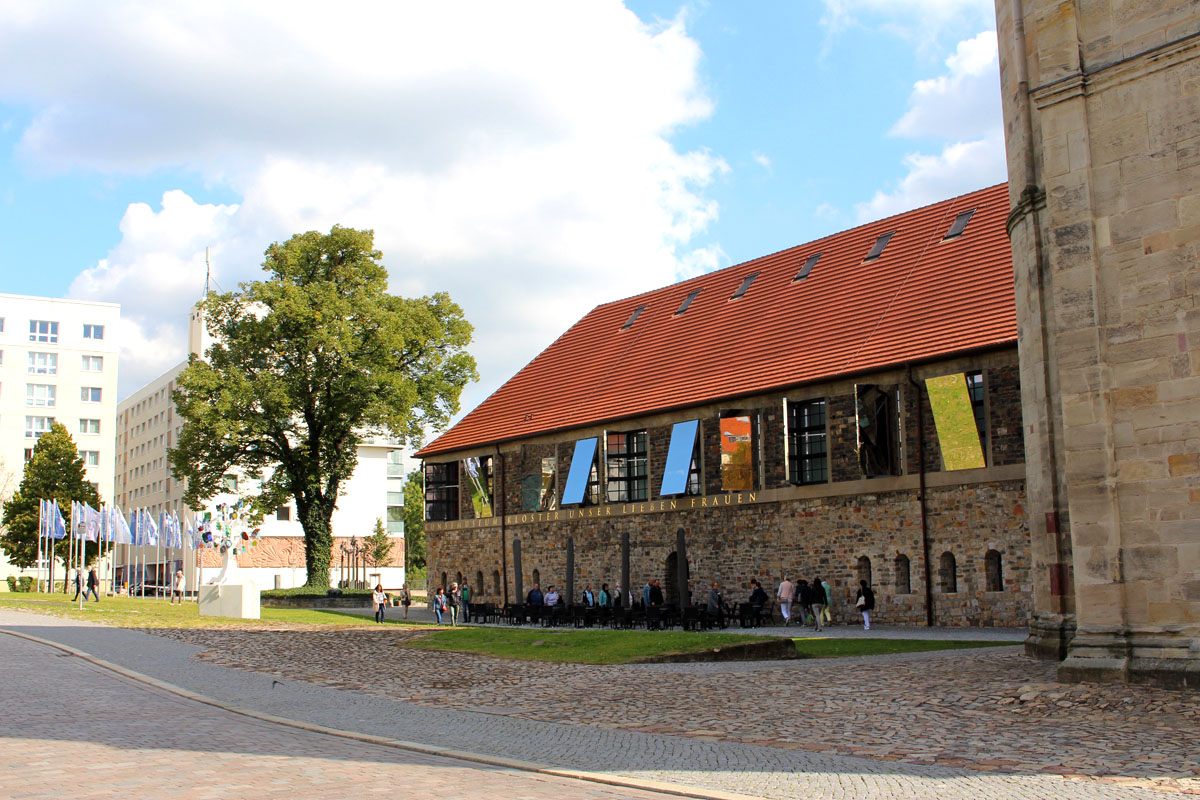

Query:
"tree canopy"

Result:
[[1, 423, 102, 568], [170, 225, 476, 588], [365, 518, 392, 568], [402, 468, 425, 572]]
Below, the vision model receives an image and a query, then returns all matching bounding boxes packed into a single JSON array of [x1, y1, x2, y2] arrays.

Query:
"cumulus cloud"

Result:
[[853, 30, 1005, 223], [752, 151, 771, 171], [819, 0, 996, 52], [0, 2, 728, 415]]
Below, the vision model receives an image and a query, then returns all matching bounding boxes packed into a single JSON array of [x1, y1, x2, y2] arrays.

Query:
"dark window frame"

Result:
[[621, 305, 646, 330], [787, 398, 828, 485], [730, 272, 759, 299], [605, 429, 648, 503], [863, 231, 895, 261], [944, 208, 975, 239], [424, 461, 460, 521], [793, 252, 822, 282], [675, 289, 702, 315], [966, 370, 987, 463]]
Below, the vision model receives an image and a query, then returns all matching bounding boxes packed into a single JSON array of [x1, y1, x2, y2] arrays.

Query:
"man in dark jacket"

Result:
[[85, 567, 100, 602], [526, 583, 544, 623], [648, 579, 664, 606]]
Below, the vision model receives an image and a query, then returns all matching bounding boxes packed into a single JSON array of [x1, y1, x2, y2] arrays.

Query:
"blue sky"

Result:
[[0, 1, 1005, 415]]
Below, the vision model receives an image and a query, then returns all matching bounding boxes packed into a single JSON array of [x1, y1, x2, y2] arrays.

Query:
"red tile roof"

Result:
[[418, 183, 1015, 458]]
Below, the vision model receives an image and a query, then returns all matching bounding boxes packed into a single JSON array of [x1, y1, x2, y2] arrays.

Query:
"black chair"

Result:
[[681, 606, 701, 631]]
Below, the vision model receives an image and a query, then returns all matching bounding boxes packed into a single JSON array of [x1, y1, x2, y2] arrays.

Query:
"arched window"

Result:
[[455, 571, 463, 587], [492, 569, 501, 597], [532, 568, 541, 588], [939, 551, 957, 593], [856, 556, 872, 587], [894, 554, 911, 594], [440, 571, 447, 589], [985, 549, 1003, 592], [476, 570, 485, 598]]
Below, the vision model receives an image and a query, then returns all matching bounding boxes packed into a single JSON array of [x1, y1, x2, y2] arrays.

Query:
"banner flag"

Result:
[[51, 500, 67, 540], [83, 503, 102, 542], [111, 507, 133, 545], [145, 511, 159, 547]]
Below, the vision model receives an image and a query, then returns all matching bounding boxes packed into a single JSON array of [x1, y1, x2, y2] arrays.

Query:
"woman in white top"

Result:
[[171, 570, 186, 605], [372, 584, 388, 623]]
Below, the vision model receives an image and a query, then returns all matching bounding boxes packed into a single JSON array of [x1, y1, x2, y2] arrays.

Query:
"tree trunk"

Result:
[[299, 499, 336, 589]]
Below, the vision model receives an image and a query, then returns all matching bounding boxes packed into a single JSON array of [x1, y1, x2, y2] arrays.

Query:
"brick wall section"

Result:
[[828, 393, 859, 482], [429, 480, 1030, 626], [701, 417, 723, 495], [762, 406, 787, 488], [988, 364, 1025, 466]]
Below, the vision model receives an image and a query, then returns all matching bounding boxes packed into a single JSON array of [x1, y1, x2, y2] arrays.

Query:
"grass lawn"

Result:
[[0, 591, 425, 629], [397, 625, 773, 664], [792, 637, 1013, 658]]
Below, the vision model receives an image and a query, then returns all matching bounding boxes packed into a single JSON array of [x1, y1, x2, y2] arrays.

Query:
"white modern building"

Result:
[[113, 305, 409, 591], [0, 293, 120, 498], [0, 293, 120, 589]]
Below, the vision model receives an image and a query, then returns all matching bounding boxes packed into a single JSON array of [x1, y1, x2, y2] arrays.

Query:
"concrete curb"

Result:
[[0, 627, 766, 800]]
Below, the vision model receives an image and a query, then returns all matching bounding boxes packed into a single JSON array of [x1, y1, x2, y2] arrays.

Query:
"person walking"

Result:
[[809, 575, 824, 632], [796, 579, 815, 629], [433, 586, 448, 625], [71, 568, 84, 601], [399, 583, 412, 619], [372, 583, 388, 623], [170, 569, 185, 604], [776, 576, 795, 625], [856, 579, 876, 630], [706, 581, 724, 628], [449, 582, 461, 626], [460, 581, 472, 622], [820, 577, 834, 626], [85, 567, 101, 602]]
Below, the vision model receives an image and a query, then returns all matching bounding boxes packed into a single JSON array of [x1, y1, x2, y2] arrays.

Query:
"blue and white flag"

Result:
[[83, 503, 102, 542], [50, 500, 66, 540], [111, 507, 132, 545], [144, 511, 159, 547]]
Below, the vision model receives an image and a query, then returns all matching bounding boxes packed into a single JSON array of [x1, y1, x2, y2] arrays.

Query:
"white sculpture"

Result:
[[209, 542, 242, 586], [198, 500, 261, 619]]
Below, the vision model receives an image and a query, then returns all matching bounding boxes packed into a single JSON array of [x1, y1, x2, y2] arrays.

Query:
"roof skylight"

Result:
[[731, 272, 759, 299], [675, 289, 702, 315], [793, 252, 822, 282], [863, 231, 895, 261], [944, 209, 976, 239], [621, 305, 646, 330]]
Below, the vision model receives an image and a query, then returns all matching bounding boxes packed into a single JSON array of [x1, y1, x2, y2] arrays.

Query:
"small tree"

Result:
[[1, 424, 102, 568], [365, 518, 392, 568], [402, 469, 425, 571]]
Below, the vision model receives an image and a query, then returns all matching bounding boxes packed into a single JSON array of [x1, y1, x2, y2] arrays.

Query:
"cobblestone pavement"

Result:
[[1, 610, 1195, 799], [0, 633, 678, 800]]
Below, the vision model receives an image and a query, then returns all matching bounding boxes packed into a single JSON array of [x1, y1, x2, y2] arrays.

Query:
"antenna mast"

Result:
[[204, 246, 211, 297]]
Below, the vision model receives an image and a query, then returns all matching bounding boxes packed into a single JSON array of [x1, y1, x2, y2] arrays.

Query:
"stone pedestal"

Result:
[[199, 582, 260, 619]]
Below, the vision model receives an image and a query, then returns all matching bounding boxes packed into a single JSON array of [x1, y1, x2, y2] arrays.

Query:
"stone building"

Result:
[[417, 184, 1033, 627], [995, 1, 1200, 686]]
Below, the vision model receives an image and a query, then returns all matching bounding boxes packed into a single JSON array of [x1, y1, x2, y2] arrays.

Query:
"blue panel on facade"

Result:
[[660, 419, 699, 496], [561, 437, 598, 505]]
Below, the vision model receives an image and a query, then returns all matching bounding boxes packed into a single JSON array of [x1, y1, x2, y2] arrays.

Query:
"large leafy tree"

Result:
[[170, 225, 476, 588], [365, 518, 392, 568], [1, 423, 102, 568], [402, 468, 425, 571]]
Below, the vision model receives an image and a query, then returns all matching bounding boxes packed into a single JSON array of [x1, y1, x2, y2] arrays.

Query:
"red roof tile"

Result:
[[418, 184, 1015, 457]]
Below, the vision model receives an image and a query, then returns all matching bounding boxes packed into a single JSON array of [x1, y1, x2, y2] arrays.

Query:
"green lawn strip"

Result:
[[793, 637, 1015, 658], [0, 592, 424, 629], [397, 626, 776, 664]]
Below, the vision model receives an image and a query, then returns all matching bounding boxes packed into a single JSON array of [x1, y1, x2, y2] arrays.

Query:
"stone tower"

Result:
[[995, 1, 1199, 687]]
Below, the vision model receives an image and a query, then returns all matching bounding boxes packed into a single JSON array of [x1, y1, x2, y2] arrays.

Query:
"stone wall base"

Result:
[[1058, 627, 1200, 690], [1024, 612, 1075, 661]]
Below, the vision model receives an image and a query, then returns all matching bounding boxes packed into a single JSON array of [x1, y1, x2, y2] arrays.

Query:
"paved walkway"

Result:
[[0, 632, 675, 800], [1, 609, 1195, 799]]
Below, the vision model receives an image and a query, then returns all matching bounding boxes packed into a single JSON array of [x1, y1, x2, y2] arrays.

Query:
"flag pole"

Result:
[[37, 500, 44, 593]]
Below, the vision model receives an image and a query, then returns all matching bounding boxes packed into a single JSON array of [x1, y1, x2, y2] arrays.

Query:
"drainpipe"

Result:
[[497, 451, 509, 606], [908, 366, 934, 627]]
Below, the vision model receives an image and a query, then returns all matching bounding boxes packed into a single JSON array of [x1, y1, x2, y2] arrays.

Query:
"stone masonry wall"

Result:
[[428, 479, 1030, 626]]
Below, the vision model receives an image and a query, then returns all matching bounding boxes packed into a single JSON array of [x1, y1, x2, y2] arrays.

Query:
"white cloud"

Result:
[[752, 151, 771, 171], [819, 0, 995, 52], [0, 2, 728, 416], [853, 30, 1005, 223]]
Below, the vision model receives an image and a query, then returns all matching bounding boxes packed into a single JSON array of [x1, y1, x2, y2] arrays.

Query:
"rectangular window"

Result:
[[81, 387, 102, 403], [276, 505, 291, 521], [80, 450, 100, 466], [731, 272, 759, 299], [29, 320, 58, 343], [222, 474, 238, 492], [0, 318, 4, 332], [864, 231, 895, 261], [81, 355, 103, 371], [24, 448, 33, 463], [83, 324, 105, 340], [423, 461, 459, 521], [605, 430, 648, 502], [794, 252, 822, 282], [720, 413, 755, 491], [561, 437, 599, 506], [788, 399, 828, 485], [25, 416, 55, 438], [944, 209, 975, 239], [387, 449, 405, 477], [856, 384, 899, 477], [26, 384, 56, 408], [966, 371, 986, 458], [0, 350, 3, 366], [28, 352, 57, 375], [386, 503, 404, 533], [80, 417, 102, 434], [462, 455, 494, 518], [660, 419, 700, 496]]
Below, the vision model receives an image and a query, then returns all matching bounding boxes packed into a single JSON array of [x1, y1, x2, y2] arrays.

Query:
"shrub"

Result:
[[5, 576, 15, 592], [17, 576, 33, 592], [260, 586, 372, 599]]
